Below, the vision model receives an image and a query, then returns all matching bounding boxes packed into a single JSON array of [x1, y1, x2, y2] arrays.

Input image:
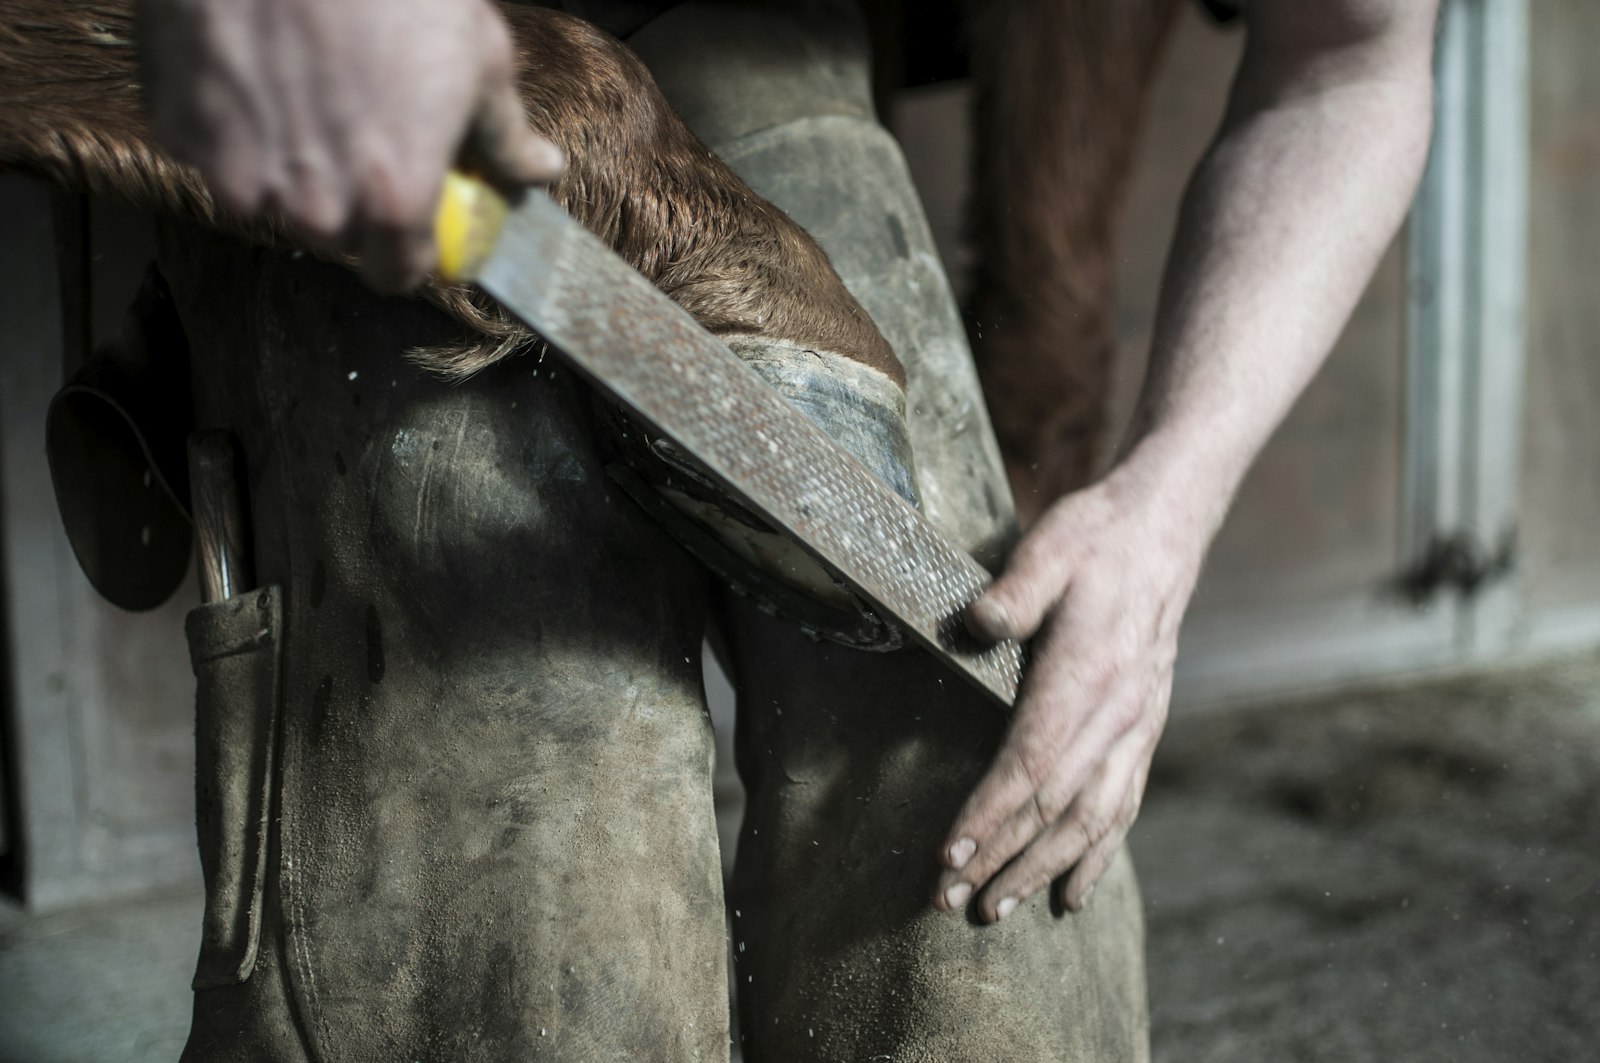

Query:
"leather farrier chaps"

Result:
[[4, 1, 1150, 1059]]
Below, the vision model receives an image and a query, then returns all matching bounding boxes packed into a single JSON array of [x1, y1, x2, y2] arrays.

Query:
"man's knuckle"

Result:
[[1068, 816, 1097, 854], [969, 845, 1012, 886], [1076, 815, 1105, 846], [1026, 789, 1057, 831], [1128, 709, 1163, 745], [1069, 652, 1118, 698], [1100, 697, 1142, 736], [212, 170, 264, 217], [1009, 867, 1049, 904], [1013, 743, 1057, 794], [361, 168, 431, 230], [283, 192, 346, 239]]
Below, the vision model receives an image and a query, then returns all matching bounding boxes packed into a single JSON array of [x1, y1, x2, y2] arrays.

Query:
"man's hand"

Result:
[[931, 0, 1436, 924], [137, 0, 563, 291], [933, 461, 1202, 920]]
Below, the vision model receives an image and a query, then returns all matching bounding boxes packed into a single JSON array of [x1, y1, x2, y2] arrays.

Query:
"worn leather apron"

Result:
[[42, 2, 1149, 1058], [629, 4, 1150, 1060]]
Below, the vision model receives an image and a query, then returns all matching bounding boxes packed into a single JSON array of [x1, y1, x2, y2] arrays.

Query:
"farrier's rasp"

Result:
[[437, 177, 1024, 710]]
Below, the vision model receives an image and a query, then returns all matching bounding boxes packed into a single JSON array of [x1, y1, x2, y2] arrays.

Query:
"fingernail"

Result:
[[948, 837, 976, 869], [965, 598, 1013, 640], [995, 896, 1018, 921], [944, 882, 972, 909], [1069, 884, 1095, 912]]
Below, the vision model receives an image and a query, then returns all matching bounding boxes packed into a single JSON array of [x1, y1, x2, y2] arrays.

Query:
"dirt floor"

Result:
[[1131, 650, 1600, 1062], [3, 651, 1598, 1060]]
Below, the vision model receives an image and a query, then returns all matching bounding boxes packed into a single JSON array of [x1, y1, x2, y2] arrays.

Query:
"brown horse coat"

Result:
[[0, 1, 900, 383]]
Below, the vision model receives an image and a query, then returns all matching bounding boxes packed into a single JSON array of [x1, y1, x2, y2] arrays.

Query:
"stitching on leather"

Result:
[[286, 844, 332, 1059]]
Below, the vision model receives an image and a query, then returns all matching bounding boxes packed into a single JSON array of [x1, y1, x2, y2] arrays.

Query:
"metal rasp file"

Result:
[[444, 181, 1024, 710]]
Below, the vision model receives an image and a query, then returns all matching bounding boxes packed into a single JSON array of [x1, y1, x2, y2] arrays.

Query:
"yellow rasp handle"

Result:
[[433, 170, 511, 283]]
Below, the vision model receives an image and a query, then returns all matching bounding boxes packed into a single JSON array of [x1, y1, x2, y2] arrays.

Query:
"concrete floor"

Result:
[[0, 889, 197, 1063], [3, 651, 1598, 1060], [1132, 650, 1600, 1061]]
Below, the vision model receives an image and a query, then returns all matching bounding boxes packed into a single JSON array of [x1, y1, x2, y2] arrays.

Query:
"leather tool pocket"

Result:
[[185, 585, 284, 989]]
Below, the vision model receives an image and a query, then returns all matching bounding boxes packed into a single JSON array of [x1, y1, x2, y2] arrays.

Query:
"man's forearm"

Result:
[[940, 2, 1440, 921], [1113, 1, 1438, 544]]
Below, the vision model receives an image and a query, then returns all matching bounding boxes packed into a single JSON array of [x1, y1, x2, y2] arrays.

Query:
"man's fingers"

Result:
[[937, 785, 1051, 911], [276, 155, 354, 246], [1059, 827, 1128, 913], [1059, 717, 1161, 911], [207, 157, 268, 221], [935, 690, 1141, 912], [465, 11, 564, 188], [975, 731, 1150, 921], [472, 95, 565, 187], [973, 813, 1096, 923], [965, 542, 1068, 644], [936, 611, 1101, 880], [945, 702, 1134, 912], [194, 111, 273, 220], [965, 499, 1098, 643], [355, 215, 437, 294], [337, 140, 446, 292], [934, 742, 1039, 907]]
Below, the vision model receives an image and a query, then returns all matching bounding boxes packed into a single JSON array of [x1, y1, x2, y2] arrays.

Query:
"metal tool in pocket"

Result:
[[187, 429, 254, 604]]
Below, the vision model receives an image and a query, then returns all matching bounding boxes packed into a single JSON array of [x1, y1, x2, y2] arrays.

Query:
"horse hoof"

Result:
[[599, 337, 918, 651]]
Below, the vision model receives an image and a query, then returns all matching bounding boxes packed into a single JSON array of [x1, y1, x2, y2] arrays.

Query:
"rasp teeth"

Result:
[[480, 193, 1024, 710]]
